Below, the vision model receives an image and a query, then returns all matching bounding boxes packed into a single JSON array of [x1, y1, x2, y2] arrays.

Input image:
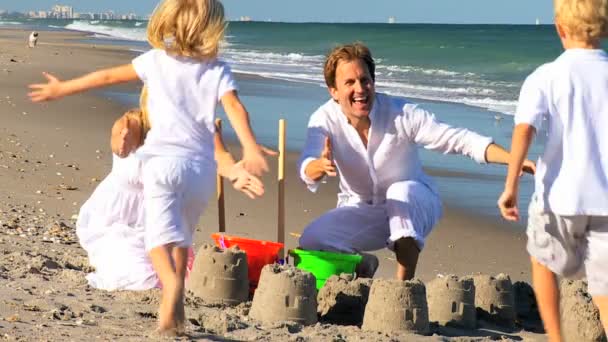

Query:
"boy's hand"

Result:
[[521, 159, 536, 175], [242, 145, 269, 176], [28, 72, 63, 102], [497, 189, 519, 221], [228, 161, 264, 199]]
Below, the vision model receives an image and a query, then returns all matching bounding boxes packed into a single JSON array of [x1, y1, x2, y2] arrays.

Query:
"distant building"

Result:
[[239, 16, 252, 22], [51, 5, 73, 19], [388, 16, 396, 24]]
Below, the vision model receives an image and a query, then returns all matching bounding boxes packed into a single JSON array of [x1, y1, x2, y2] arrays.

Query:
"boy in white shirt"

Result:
[[498, 0, 608, 340]]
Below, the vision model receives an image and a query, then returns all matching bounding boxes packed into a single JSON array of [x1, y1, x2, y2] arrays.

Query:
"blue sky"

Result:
[[1, 0, 554, 24]]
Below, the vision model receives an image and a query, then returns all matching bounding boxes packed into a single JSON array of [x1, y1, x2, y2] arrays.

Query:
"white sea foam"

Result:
[[65, 21, 147, 41], [0, 21, 22, 25]]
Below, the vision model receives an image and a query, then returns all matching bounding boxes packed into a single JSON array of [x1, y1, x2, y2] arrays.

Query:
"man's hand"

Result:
[[497, 189, 519, 221], [318, 136, 337, 177], [228, 161, 265, 199], [28, 72, 64, 102], [304, 136, 337, 181]]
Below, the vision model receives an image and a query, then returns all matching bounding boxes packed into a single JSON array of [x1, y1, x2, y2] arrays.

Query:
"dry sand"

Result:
[[0, 28, 559, 340]]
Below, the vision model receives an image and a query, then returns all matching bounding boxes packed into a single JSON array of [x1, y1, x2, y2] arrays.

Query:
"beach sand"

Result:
[[0, 29, 547, 340]]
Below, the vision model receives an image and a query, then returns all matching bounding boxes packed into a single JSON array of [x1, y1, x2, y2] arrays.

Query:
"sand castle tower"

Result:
[[560, 280, 607, 342], [427, 275, 476, 329], [317, 274, 373, 326], [249, 264, 318, 325], [362, 279, 429, 335], [473, 274, 516, 328], [186, 244, 249, 305]]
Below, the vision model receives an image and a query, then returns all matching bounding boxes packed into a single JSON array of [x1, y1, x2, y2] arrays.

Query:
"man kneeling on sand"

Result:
[[297, 42, 535, 280]]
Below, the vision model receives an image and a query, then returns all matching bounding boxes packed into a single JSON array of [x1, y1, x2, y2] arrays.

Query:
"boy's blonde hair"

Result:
[[555, 0, 608, 41], [147, 0, 227, 60]]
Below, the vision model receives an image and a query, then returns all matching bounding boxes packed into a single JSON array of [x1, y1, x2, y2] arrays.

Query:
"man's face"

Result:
[[329, 58, 375, 122]]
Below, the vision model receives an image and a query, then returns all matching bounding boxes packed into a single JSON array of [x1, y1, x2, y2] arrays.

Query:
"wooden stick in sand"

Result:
[[277, 119, 286, 259], [216, 118, 226, 233]]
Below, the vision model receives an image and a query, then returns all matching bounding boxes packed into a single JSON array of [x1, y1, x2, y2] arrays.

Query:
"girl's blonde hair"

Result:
[[555, 0, 608, 41], [139, 87, 151, 135], [147, 0, 227, 60]]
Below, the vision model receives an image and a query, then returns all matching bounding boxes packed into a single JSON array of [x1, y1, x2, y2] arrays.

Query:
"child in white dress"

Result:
[[78, 105, 266, 291], [29, 0, 268, 334]]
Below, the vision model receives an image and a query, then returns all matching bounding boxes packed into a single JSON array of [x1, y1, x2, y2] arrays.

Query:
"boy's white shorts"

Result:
[[527, 194, 608, 296], [142, 157, 215, 251]]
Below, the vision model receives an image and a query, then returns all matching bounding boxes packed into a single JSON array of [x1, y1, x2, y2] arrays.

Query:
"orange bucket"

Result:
[[211, 233, 284, 293]]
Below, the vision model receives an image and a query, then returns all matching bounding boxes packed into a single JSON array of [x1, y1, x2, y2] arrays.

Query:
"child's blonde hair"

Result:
[[555, 0, 608, 41], [139, 87, 151, 134], [147, 0, 227, 60]]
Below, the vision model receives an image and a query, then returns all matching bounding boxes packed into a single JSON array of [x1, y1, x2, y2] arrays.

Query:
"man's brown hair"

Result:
[[323, 42, 375, 89]]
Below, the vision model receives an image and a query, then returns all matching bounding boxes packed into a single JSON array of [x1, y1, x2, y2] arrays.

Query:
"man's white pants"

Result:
[[299, 180, 442, 252]]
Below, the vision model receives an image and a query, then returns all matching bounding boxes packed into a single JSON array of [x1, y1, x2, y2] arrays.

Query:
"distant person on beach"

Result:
[[27, 31, 38, 48], [297, 42, 535, 281], [28, 0, 268, 335], [497, 0, 608, 339], [77, 88, 267, 291]]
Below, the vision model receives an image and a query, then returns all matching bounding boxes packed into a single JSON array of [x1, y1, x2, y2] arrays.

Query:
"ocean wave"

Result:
[[0, 21, 22, 25], [379, 64, 464, 77], [224, 49, 324, 65], [65, 21, 147, 42], [378, 81, 497, 96]]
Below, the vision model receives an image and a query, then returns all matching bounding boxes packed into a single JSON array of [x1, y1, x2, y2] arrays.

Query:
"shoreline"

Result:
[[0, 28, 541, 340]]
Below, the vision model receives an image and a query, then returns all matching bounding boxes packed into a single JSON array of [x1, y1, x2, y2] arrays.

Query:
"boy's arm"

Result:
[[497, 123, 536, 221], [484, 143, 536, 175], [220, 90, 268, 176], [29, 64, 139, 102]]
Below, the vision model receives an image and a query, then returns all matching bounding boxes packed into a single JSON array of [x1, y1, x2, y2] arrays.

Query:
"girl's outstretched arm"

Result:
[[28, 64, 139, 102], [220, 90, 269, 176]]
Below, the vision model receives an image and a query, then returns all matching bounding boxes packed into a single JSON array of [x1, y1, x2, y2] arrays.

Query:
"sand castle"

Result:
[[317, 273, 373, 326], [560, 280, 607, 342], [186, 244, 249, 305], [473, 273, 516, 328], [362, 279, 429, 335], [427, 275, 476, 329], [249, 264, 318, 325]]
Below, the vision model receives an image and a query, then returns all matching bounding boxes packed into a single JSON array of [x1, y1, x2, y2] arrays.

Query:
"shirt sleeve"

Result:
[[297, 110, 330, 192], [514, 71, 547, 130], [131, 49, 156, 83], [217, 63, 238, 102], [402, 104, 493, 164]]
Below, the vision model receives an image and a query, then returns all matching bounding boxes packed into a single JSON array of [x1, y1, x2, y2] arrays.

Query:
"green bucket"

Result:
[[290, 249, 363, 289]]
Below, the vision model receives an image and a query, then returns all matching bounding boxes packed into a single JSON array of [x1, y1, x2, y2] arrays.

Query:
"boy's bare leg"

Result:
[[172, 247, 188, 331], [593, 296, 608, 335], [394, 237, 420, 280], [149, 244, 180, 334], [531, 257, 562, 342]]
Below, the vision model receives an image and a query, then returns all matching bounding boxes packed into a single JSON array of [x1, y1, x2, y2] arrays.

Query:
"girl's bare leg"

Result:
[[172, 247, 188, 331], [149, 243, 180, 334]]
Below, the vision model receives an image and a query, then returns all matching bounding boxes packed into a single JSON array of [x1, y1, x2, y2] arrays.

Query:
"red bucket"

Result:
[[211, 233, 284, 293]]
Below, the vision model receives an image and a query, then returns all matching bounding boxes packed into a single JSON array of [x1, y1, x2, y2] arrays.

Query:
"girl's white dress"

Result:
[[76, 154, 159, 290]]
